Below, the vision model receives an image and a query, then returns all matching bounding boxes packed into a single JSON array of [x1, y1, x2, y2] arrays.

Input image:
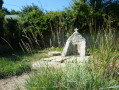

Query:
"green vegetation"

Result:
[[0, 58, 30, 78], [0, 0, 119, 89], [25, 63, 118, 89], [0, 51, 49, 78], [0, 0, 3, 9], [0, 0, 119, 48], [44, 46, 63, 52], [0, 53, 30, 78], [24, 25, 119, 89]]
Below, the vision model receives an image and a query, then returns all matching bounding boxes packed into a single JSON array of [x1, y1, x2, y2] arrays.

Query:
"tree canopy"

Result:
[[0, 0, 119, 48], [0, 0, 3, 9]]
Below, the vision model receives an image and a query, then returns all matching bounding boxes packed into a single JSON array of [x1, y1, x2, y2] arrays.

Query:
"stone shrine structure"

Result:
[[32, 28, 89, 70], [62, 28, 86, 57]]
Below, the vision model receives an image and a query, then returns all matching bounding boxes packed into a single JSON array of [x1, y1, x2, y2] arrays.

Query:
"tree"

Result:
[[11, 10, 20, 14], [2, 7, 10, 14], [19, 5, 44, 33], [0, 0, 4, 40], [18, 5, 47, 47], [104, 0, 119, 29], [0, 0, 3, 9], [4, 19, 21, 45], [0, 9, 5, 37], [21, 4, 40, 14], [71, 0, 92, 32]]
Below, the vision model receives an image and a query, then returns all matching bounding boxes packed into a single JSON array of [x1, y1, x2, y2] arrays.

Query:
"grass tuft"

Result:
[[0, 57, 31, 78]]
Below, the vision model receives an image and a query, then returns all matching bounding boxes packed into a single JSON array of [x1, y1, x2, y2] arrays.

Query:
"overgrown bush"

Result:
[[3, 18, 22, 47]]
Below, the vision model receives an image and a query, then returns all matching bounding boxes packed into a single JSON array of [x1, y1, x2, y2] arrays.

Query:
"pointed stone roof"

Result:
[[67, 28, 85, 44]]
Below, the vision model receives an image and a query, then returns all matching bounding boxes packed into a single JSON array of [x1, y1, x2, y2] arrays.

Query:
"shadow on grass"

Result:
[[0, 49, 50, 79], [0, 51, 33, 79]]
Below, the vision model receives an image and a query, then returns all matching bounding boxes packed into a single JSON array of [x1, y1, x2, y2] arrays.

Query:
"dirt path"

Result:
[[0, 73, 29, 90]]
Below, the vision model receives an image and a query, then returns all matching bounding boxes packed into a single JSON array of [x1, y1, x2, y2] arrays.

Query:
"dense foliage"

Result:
[[0, 0, 119, 50], [0, 0, 3, 9]]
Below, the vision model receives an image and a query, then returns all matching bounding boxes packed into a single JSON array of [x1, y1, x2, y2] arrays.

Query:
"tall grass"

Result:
[[24, 17, 119, 89], [25, 62, 118, 89], [19, 32, 41, 54], [0, 29, 51, 79]]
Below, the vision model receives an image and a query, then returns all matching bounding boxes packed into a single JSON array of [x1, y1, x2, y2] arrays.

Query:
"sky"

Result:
[[3, 0, 72, 11]]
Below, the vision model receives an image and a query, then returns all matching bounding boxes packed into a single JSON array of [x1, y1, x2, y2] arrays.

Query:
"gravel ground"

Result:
[[0, 73, 29, 90]]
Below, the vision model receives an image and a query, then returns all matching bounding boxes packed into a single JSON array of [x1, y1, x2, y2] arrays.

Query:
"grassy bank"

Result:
[[0, 52, 30, 78], [0, 46, 62, 79], [0, 58, 30, 78], [0, 51, 49, 79]]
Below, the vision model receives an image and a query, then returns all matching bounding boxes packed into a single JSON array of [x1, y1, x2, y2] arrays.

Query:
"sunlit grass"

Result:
[[24, 25, 119, 89], [0, 57, 31, 78], [44, 46, 63, 52], [24, 62, 119, 89], [0, 51, 49, 78]]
